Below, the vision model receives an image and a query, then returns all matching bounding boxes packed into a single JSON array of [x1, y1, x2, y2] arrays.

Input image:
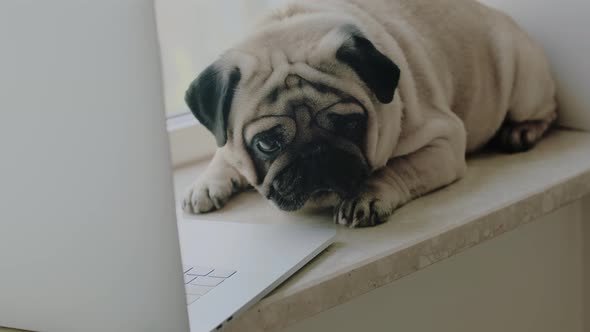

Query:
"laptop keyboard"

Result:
[[184, 265, 236, 306]]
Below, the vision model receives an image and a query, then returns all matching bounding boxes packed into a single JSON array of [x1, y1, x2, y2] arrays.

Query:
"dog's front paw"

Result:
[[334, 189, 400, 228], [182, 177, 242, 214]]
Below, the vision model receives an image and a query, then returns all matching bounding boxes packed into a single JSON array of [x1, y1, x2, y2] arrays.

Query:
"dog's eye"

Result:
[[256, 139, 281, 154]]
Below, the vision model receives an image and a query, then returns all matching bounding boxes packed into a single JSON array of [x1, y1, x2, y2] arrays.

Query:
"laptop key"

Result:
[[184, 274, 197, 284], [208, 269, 236, 278], [190, 276, 224, 287], [186, 294, 200, 305], [186, 266, 213, 276], [185, 284, 214, 296]]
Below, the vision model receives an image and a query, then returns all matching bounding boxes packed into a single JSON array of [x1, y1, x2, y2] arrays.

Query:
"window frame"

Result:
[[167, 112, 216, 168]]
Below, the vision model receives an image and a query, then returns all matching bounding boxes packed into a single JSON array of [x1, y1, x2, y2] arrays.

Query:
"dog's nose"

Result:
[[304, 145, 368, 191], [300, 144, 332, 179]]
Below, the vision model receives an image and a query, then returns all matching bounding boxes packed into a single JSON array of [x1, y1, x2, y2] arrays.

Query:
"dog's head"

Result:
[[185, 17, 401, 211]]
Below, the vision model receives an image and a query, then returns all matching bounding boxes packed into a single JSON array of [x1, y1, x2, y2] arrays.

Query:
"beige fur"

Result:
[[183, 0, 557, 227]]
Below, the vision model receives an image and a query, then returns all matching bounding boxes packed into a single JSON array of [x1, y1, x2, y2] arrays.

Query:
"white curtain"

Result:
[[156, 0, 289, 115]]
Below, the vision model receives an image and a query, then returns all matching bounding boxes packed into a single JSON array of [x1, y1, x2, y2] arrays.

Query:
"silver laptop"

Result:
[[0, 1, 335, 332], [178, 220, 334, 331]]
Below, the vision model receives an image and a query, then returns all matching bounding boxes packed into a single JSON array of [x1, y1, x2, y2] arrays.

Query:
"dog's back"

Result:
[[268, 0, 557, 152]]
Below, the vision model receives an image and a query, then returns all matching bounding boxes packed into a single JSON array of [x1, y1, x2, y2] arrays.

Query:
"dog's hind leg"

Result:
[[493, 30, 558, 153], [493, 108, 557, 153]]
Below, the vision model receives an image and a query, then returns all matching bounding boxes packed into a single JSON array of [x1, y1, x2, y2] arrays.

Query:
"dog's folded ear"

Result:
[[336, 27, 400, 104], [185, 63, 241, 146]]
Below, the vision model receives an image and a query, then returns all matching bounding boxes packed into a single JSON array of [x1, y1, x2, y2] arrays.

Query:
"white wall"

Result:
[[155, 0, 289, 115], [286, 197, 588, 332], [478, 0, 590, 131]]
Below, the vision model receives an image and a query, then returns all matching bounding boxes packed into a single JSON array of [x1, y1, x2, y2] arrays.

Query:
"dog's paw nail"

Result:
[[230, 178, 240, 191], [355, 210, 365, 220], [211, 196, 225, 210], [335, 194, 394, 228]]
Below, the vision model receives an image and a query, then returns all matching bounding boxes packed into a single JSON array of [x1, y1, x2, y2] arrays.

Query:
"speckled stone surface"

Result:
[[175, 130, 590, 332]]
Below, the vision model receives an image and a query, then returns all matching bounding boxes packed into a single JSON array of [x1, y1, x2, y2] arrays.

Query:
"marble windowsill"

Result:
[[174, 129, 590, 332]]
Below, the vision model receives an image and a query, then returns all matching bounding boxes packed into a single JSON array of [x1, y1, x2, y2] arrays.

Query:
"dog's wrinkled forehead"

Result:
[[243, 73, 355, 137], [185, 13, 400, 153], [256, 74, 343, 117]]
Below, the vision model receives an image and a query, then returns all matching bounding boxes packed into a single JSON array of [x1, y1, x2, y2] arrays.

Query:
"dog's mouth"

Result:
[[267, 185, 310, 211], [311, 189, 333, 196], [267, 186, 338, 211], [266, 147, 369, 211]]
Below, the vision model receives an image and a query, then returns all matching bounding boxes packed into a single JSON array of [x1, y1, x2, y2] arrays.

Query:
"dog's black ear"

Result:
[[336, 28, 400, 104], [185, 64, 241, 146]]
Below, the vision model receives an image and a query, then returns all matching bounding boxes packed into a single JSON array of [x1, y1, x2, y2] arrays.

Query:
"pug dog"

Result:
[[182, 0, 557, 227]]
